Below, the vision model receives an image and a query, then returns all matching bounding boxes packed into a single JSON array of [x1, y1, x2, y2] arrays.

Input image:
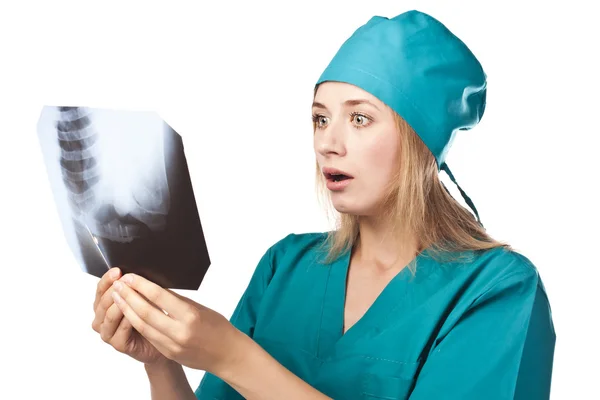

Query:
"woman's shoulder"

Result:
[[473, 246, 540, 278], [442, 245, 548, 300], [272, 230, 328, 247], [259, 231, 330, 272], [425, 246, 554, 342], [265, 231, 329, 257]]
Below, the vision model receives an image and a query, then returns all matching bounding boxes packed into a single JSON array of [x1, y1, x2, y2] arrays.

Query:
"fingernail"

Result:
[[111, 268, 120, 279], [123, 274, 133, 285], [113, 281, 123, 291]]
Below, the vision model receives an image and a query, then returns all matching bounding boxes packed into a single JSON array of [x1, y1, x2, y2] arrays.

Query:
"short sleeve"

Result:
[[194, 244, 277, 399], [409, 268, 556, 400]]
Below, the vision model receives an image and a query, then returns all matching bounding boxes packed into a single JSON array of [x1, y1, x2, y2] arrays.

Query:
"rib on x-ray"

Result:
[[56, 106, 170, 243], [37, 106, 211, 290]]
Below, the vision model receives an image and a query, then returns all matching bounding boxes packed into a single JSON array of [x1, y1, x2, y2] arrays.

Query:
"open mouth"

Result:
[[326, 173, 352, 182]]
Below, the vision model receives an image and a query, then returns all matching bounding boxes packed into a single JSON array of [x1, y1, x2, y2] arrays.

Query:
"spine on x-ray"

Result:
[[55, 107, 102, 219], [55, 106, 110, 268]]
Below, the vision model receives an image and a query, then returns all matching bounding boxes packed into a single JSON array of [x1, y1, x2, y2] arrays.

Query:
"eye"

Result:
[[312, 114, 329, 129], [350, 112, 372, 128]]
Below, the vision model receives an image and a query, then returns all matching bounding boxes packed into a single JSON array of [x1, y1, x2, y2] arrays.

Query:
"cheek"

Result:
[[364, 136, 399, 179]]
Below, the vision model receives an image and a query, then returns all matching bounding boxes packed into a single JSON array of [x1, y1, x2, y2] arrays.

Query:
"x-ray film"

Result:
[[37, 106, 210, 290]]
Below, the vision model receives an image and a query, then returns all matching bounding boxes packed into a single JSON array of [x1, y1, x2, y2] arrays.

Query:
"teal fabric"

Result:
[[195, 233, 555, 399], [315, 9, 486, 172], [315, 10, 488, 226]]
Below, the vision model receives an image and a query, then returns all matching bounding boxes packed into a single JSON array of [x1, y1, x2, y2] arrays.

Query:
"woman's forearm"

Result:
[[216, 330, 332, 400], [145, 359, 197, 400]]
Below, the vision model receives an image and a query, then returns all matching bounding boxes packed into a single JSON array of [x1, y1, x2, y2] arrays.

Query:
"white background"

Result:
[[1, 1, 598, 399]]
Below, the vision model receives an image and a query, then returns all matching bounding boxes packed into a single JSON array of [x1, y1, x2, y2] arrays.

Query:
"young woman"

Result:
[[91, 10, 555, 399]]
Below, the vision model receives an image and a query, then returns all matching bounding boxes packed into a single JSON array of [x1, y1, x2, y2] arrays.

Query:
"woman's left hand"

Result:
[[110, 273, 242, 375]]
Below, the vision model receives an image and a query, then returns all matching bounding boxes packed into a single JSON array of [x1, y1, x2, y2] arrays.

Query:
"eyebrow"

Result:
[[312, 99, 381, 112]]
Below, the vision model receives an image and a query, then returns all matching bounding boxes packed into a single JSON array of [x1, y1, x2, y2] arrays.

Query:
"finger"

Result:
[[112, 290, 180, 355], [112, 279, 185, 341], [165, 288, 194, 304], [92, 284, 120, 333], [119, 274, 192, 321], [100, 302, 125, 344], [111, 315, 173, 361], [93, 284, 168, 333], [94, 267, 121, 311], [108, 311, 133, 354], [165, 288, 185, 301]]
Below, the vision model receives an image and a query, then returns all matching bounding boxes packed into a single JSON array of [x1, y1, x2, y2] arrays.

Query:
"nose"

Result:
[[314, 118, 346, 157]]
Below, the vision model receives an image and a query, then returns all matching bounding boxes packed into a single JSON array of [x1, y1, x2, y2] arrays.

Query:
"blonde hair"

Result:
[[312, 85, 512, 271]]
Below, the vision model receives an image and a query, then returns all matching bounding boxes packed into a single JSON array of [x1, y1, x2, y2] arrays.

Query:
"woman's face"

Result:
[[313, 81, 400, 216]]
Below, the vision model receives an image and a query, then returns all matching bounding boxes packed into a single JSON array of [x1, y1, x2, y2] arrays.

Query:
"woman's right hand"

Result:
[[92, 267, 168, 366]]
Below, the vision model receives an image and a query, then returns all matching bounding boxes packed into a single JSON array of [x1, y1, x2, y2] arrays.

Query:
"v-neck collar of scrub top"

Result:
[[317, 245, 436, 361]]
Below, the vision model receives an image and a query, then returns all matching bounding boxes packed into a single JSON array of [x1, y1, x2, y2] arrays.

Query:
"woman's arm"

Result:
[[215, 329, 332, 400], [143, 329, 331, 400], [144, 359, 197, 400]]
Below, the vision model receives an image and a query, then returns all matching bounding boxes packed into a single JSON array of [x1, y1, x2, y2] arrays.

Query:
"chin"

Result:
[[330, 193, 383, 217], [331, 200, 369, 217]]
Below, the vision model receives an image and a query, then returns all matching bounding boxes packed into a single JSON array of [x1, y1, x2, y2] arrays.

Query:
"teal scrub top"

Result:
[[195, 232, 555, 399]]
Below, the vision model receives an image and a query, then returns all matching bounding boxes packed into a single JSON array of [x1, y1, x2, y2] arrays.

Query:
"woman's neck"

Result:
[[354, 216, 420, 272]]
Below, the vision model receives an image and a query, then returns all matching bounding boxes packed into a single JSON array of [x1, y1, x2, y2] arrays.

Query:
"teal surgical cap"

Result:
[[316, 10, 485, 226]]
